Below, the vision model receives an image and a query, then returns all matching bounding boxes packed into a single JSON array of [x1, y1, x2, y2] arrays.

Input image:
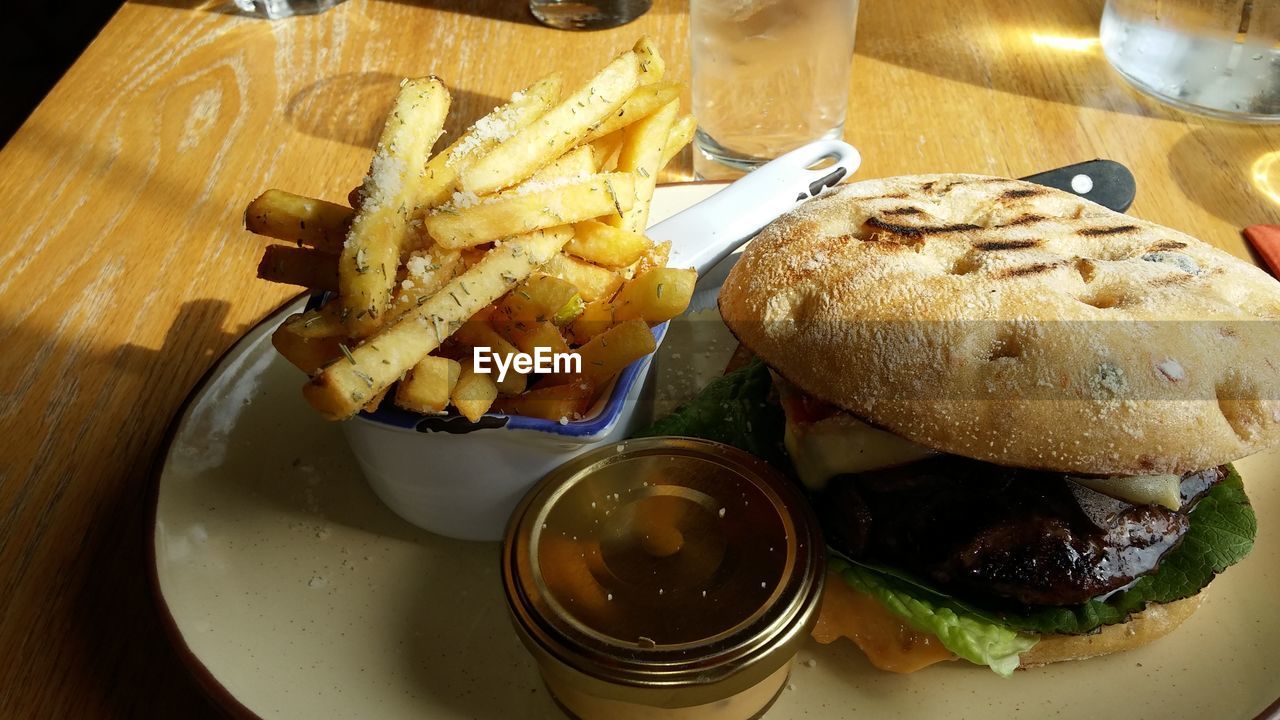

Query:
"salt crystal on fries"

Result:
[[339, 77, 450, 337], [460, 51, 642, 195], [420, 74, 563, 209]]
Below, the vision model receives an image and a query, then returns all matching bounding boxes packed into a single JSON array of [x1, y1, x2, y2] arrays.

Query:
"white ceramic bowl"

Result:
[[339, 140, 861, 541], [340, 323, 666, 541]]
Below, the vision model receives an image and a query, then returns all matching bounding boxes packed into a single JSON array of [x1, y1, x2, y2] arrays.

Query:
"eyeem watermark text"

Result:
[[472, 346, 580, 382]]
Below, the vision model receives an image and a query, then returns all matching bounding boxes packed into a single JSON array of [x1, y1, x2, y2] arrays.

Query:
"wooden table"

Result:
[[1, 0, 1276, 716]]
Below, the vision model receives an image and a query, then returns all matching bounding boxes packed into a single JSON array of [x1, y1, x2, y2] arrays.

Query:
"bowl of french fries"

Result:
[[245, 39, 703, 541]]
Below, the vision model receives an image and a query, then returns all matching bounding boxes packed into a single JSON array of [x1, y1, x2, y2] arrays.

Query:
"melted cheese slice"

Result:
[[773, 372, 936, 491], [811, 571, 955, 673]]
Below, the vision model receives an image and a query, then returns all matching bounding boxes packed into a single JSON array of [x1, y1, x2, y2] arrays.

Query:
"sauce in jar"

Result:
[[502, 437, 825, 719]]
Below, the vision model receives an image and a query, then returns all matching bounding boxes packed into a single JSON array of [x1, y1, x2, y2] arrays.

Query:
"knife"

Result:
[[1019, 159, 1136, 213]]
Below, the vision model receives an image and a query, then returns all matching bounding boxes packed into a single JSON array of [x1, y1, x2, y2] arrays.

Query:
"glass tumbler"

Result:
[[1101, 0, 1280, 122], [234, 0, 348, 19], [529, 0, 652, 30], [691, 0, 859, 178]]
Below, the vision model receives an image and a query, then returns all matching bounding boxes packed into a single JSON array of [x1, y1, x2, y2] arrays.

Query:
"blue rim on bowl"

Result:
[[306, 291, 668, 437]]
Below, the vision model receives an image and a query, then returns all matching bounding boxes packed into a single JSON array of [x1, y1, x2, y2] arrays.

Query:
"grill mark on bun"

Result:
[[1080, 225, 1140, 237], [997, 213, 1046, 227], [864, 217, 981, 237], [1000, 188, 1043, 200], [975, 239, 1041, 251], [1151, 272, 1195, 287], [883, 207, 925, 217], [1148, 239, 1188, 251], [994, 261, 1065, 279]]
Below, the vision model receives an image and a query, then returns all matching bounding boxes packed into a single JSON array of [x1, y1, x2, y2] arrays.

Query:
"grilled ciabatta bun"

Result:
[[719, 174, 1280, 476]]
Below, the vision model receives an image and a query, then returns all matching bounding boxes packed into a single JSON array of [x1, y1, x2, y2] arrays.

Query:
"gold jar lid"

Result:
[[502, 437, 825, 709]]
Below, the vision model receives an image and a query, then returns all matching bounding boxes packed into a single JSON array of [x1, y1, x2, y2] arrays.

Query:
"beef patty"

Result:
[[819, 459, 1225, 606]]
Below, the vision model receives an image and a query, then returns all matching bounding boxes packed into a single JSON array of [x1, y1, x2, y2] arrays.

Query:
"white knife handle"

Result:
[[648, 139, 861, 276]]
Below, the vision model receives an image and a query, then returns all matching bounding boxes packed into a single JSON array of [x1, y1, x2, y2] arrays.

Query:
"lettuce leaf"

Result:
[[829, 556, 1037, 676], [634, 357, 792, 472], [636, 360, 1258, 671]]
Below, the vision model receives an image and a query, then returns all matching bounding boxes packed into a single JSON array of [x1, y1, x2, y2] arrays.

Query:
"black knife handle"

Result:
[[1019, 159, 1136, 213]]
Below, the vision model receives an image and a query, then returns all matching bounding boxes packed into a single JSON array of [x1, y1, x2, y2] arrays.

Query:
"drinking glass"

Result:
[[1101, 0, 1280, 122], [234, 0, 348, 19], [529, 0, 652, 30], [691, 0, 859, 178]]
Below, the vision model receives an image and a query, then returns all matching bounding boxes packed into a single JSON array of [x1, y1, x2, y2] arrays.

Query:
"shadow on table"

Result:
[[1167, 127, 1280, 254], [286, 72, 508, 149], [852, 0, 1175, 118], [0, 297, 243, 717]]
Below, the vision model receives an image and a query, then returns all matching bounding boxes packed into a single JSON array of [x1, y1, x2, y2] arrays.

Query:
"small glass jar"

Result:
[[502, 437, 824, 719]]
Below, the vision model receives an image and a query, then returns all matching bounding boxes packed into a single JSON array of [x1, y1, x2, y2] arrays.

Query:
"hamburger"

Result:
[[707, 174, 1280, 674]]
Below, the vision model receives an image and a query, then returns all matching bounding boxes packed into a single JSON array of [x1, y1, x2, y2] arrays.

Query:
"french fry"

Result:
[[453, 320, 527, 395], [362, 386, 390, 413], [245, 190, 351, 253], [582, 81, 683, 143], [503, 321, 572, 358], [568, 299, 615, 345], [627, 239, 671, 279], [549, 319, 655, 387], [632, 36, 666, 85], [493, 381, 594, 422], [257, 245, 340, 291], [271, 324, 344, 375], [610, 100, 677, 232], [395, 355, 461, 413], [567, 220, 652, 268], [498, 274, 582, 326], [522, 145, 596, 186], [543, 253, 624, 301], [588, 132, 625, 171], [419, 74, 562, 210], [612, 267, 697, 324], [460, 51, 642, 195], [280, 305, 345, 340], [451, 357, 499, 422], [661, 114, 697, 170], [339, 77, 451, 337], [426, 173, 635, 249], [387, 246, 464, 319], [284, 248, 462, 347], [304, 226, 573, 419], [460, 247, 488, 269]]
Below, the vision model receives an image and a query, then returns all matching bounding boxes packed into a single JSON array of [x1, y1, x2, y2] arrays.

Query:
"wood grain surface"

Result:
[[0, 0, 1276, 716]]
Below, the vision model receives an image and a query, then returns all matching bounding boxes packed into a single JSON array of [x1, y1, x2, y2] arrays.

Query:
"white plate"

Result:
[[154, 183, 1280, 719]]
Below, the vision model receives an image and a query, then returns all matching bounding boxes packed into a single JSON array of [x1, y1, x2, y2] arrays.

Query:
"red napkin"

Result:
[[1244, 224, 1280, 277]]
